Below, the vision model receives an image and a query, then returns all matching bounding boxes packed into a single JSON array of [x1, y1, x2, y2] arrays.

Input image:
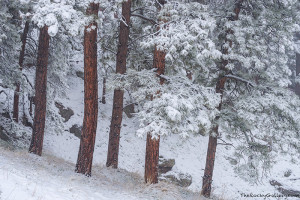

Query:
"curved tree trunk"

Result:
[[75, 3, 99, 176], [106, 0, 131, 168], [29, 25, 50, 156], [201, 0, 243, 197], [13, 21, 30, 122]]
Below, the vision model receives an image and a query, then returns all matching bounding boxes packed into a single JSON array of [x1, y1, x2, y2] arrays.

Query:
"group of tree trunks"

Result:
[[11, 0, 246, 198]]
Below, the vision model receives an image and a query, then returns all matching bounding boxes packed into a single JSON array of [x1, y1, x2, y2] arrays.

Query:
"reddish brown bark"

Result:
[[29, 25, 50, 156], [144, 48, 166, 184], [202, 77, 226, 197], [75, 3, 99, 176], [106, 0, 131, 169], [201, 1, 243, 197], [13, 21, 30, 122], [145, 133, 160, 183], [144, 1, 167, 184]]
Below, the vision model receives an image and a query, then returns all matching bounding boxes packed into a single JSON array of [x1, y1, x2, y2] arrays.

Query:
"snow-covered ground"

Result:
[[1, 62, 300, 200], [0, 143, 201, 200]]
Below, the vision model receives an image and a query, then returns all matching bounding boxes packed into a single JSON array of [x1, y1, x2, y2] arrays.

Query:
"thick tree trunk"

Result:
[[201, 1, 243, 197], [145, 133, 160, 183], [13, 21, 30, 122], [144, 46, 166, 184], [106, 0, 131, 168], [29, 26, 50, 156], [75, 3, 99, 176], [101, 77, 106, 104]]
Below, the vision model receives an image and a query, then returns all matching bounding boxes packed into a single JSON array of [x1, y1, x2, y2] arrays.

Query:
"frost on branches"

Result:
[[213, 0, 300, 182]]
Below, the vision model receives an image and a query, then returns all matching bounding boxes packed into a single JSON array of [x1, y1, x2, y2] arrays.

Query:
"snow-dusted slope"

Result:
[[0, 145, 200, 200]]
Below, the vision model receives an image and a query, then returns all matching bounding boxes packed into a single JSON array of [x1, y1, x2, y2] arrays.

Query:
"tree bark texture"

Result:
[[106, 0, 131, 169], [144, 1, 167, 184], [29, 25, 50, 156], [13, 21, 30, 122], [75, 3, 99, 176], [144, 48, 166, 184], [145, 133, 160, 183], [202, 77, 226, 197], [201, 1, 243, 197]]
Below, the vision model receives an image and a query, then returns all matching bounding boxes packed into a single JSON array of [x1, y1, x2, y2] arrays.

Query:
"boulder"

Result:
[[270, 180, 300, 197], [284, 169, 292, 177], [69, 124, 82, 138], [162, 172, 192, 187], [0, 126, 10, 142], [123, 103, 135, 118], [55, 102, 74, 122], [158, 156, 175, 174], [76, 71, 84, 80]]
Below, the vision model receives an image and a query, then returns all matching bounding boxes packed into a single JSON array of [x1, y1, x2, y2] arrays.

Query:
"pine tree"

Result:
[[202, 0, 243, 197], [75, 2, 99, 176], [13, 20, 30, 123], [29, 25, 50, 156], [144, 0, 166, 184], [106, 0, 132, 169]]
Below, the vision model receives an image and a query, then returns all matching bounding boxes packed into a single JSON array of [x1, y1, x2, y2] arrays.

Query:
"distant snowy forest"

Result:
[[0, 0, 300, 199]]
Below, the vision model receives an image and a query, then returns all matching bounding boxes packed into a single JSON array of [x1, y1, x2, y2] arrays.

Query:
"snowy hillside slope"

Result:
[[0, 61, 299, 200], [0, 144, 200, 200]]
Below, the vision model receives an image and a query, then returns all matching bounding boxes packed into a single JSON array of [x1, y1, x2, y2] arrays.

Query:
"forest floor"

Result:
[[0, 144, 201, 200]]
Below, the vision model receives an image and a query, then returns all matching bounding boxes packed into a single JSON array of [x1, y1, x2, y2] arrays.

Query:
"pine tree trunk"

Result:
[[29, 25, 50, 156], [101, 77, 106, 104], [201, 1, 243, 197], [106, 0, 131, 168], [202, 78, 226, 197], [75, 3, 99, 176], [144, 46, 166, 184], [13, 21, 30, 122], [145, 133, 160, 183]]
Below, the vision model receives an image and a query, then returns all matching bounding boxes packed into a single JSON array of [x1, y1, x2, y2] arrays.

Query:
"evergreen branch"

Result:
[[131, 14, 157, 25], [224, 75, 255, 87]]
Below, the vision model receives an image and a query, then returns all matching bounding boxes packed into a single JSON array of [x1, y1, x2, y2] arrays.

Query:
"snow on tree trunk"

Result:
[[106, 0, 131, 169], [145, 46, 166, 184], [75, 3, 99, 176], [29, 25, 50, 156], [13, 21, 30, 123], [201, 0, 243, 197]]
